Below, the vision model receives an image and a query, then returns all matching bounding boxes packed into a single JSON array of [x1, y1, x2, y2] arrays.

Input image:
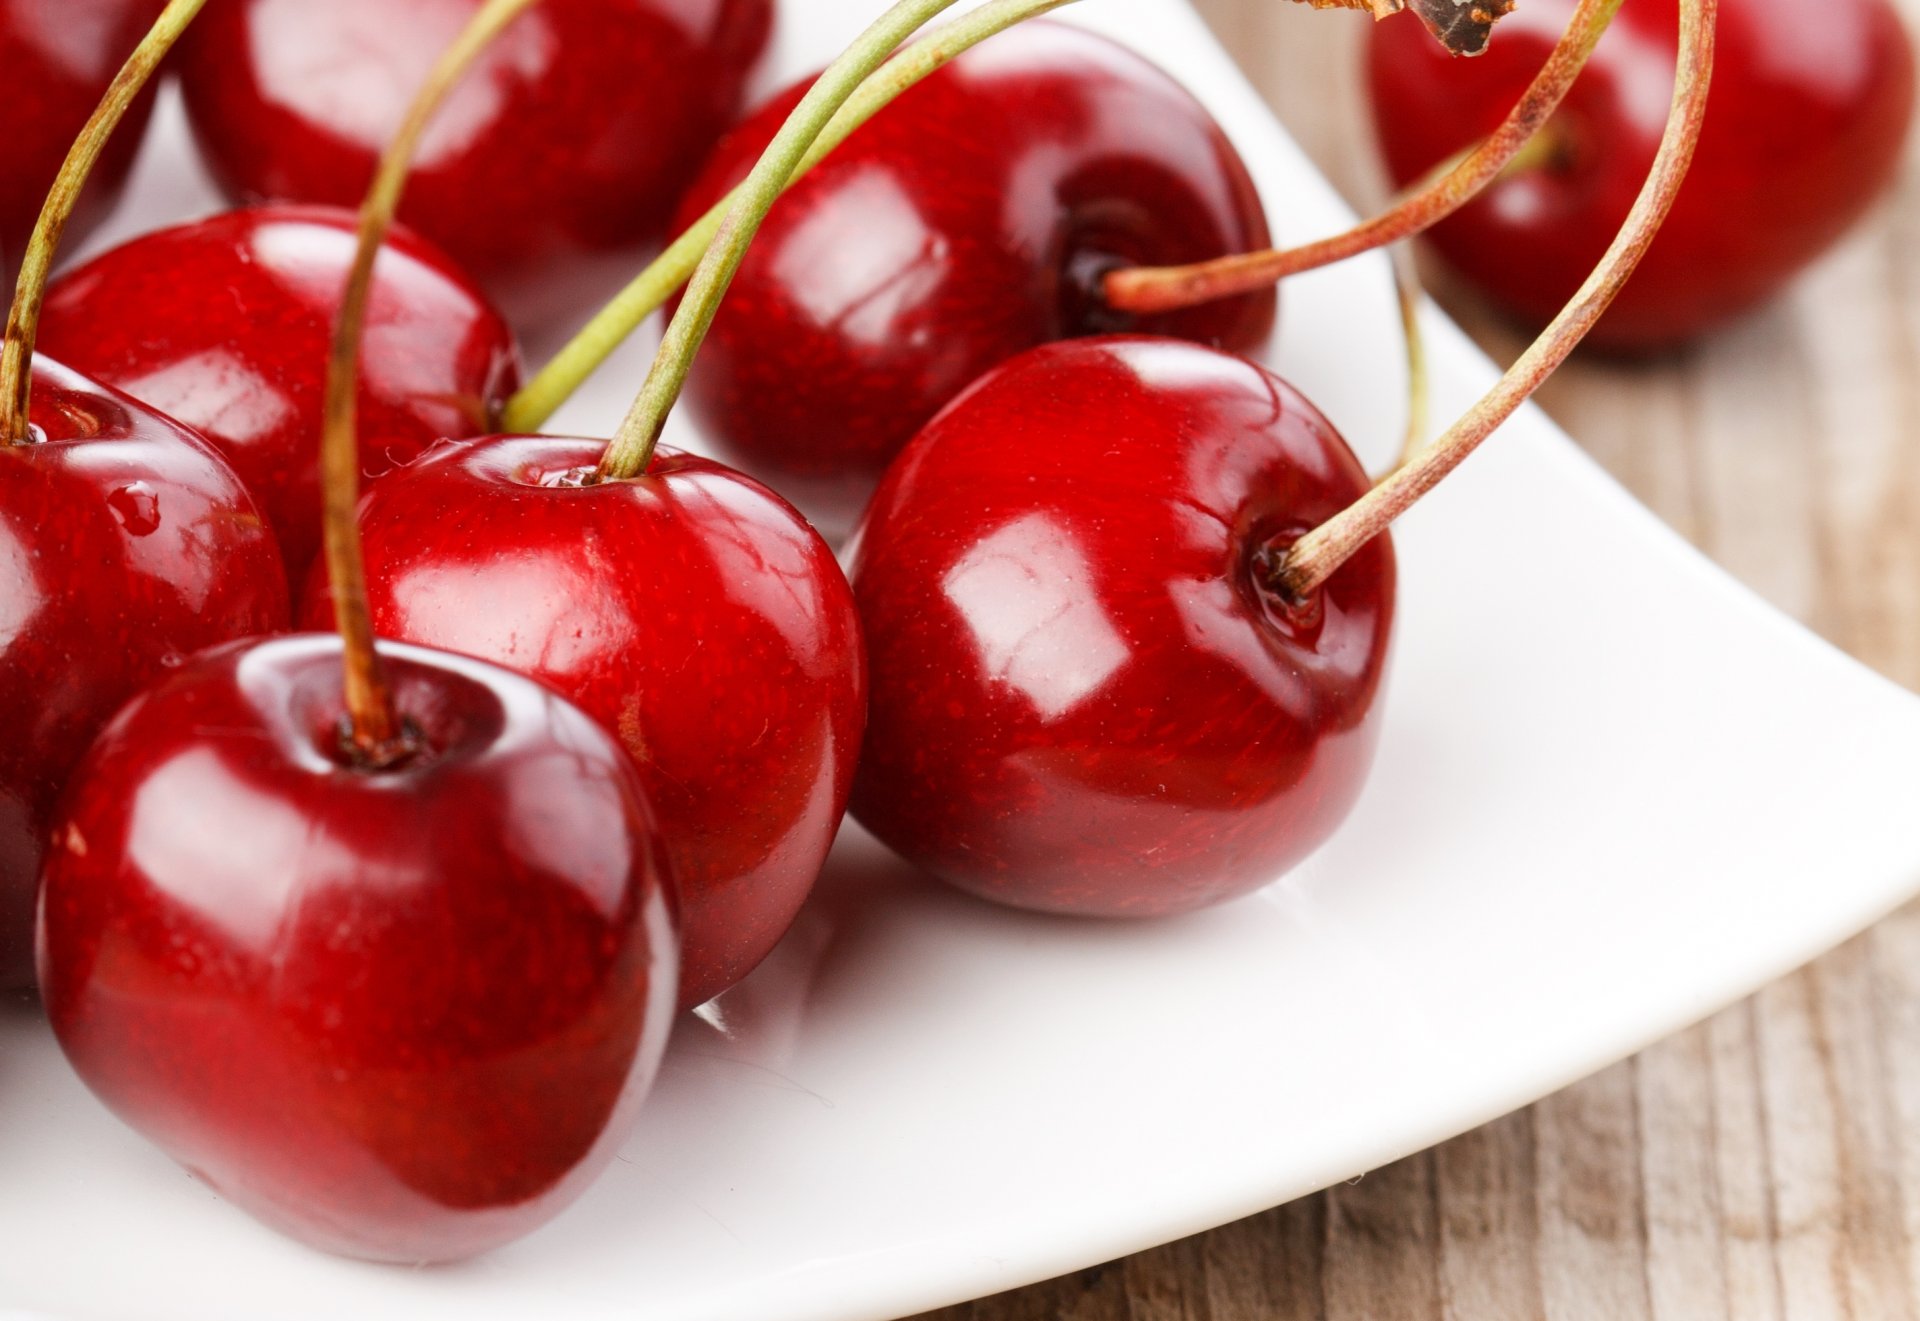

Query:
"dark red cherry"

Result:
[[37, 634, 677, 1260], [40, 205, 520, 589], [0, 357, 288, 987], [175, 0, 773, 332], [0, 0, 164, 282], [847, 336, 1393, 916], [1369, 0, 1916, 349], [300, 439, 865, 1011], [671, 20, 1276, 537]]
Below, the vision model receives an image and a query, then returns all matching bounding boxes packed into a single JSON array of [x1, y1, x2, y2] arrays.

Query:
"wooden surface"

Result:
[[919, 3, 1920, 1317]]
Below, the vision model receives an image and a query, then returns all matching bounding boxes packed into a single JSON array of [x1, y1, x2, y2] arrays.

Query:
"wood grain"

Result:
[[916, 1, 1920, 1315]]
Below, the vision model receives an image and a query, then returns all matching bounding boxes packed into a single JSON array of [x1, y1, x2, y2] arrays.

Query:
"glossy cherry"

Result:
[[0, 0, 163, 282], [37, 634, 677, 1260], [1368, 0, 1916, 349], [301, 438, 865, 1011], [40, 205, 520, 589], [0, 357, 287, 987], [671, 20, 1276, 538], [847, 336, 1394, 916], [175, 0, 773, 332]]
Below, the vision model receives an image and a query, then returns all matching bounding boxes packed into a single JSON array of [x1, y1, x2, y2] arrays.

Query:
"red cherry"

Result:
[[1368, 0, 1916, 349], [0, 0, 163, 280], [0, 357, 288, 987], [174, 0, 773, 331], [847, 336, 1394, 916], [40, 205, 520, 589], [300, 439, 865, 1010], [37, 634, 677, 1261], [670, 20, 1276, 537]]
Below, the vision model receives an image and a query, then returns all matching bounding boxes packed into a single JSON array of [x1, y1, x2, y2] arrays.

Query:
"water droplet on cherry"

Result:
[[107, 481, 160, 535]]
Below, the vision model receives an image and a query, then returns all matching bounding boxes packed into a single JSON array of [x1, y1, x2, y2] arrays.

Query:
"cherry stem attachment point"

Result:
[[0, 0, 210, 446], [594, 0, 1006, 479], [1101, 0, 1622, 318], [324, 0, 539, 763], [1275, 0, 1717, 601]]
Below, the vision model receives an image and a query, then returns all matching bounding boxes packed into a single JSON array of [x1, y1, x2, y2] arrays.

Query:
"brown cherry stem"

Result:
[[0, 0, 209, 446], [1274, 0, 1717, 602], [1101, 0, 1622, 319], [323, 0, 539, 763]]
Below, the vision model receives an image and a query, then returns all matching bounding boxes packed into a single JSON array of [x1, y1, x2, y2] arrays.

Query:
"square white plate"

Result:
[[7, 2, 1920, 1318]]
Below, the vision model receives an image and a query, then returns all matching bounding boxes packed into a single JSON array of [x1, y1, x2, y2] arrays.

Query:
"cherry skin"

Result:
[[671, 20, 1277, 538], [1368, 0, 1917, 349], [40, 205, 520, 590], [0, 0, 164, 282], [175, 0, 773, 332], [37, 634, 679, 1262], [300, 439, 865, 1011], [0, 357, 288, 988], [846, 336, 1394, 916]]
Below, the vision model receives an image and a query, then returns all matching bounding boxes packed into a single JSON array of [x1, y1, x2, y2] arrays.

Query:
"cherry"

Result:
[[0, 357, 288, 986], [0, 0, 164, 282], [174, 0, 773, 332], [34, 5, 681, 1252], [845, 336, 1394, 916], [40, 204, 521, 590], [669, 20, 1276, 537], [301, 437, 866, 1010], [36, 634, 678, 1261], [1368, 0, 1915, 349]]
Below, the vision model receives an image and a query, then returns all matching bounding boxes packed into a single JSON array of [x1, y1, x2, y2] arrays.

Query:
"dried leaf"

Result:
[[1290, 0, 1405, 17], [1408, 0, 1516, 56], [1283, 0, 1516, 56]]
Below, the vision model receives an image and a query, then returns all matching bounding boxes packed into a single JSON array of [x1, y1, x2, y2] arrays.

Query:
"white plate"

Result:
[[8, 2, 1920, 1318]]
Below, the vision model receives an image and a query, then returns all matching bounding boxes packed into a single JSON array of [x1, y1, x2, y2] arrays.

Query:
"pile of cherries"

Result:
[[0, 0, 1908, 1267]]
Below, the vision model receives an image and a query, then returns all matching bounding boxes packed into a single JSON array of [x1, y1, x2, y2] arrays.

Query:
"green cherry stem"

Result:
[[503, 0, 1077, 438], [596, 0, 986, 480], [1274, 0, 1717, 601], [0, 0, 210, 445], [323, 0, 540, 763], [1101, 0, 1622, 317], [1389, 241, 1431, 472]]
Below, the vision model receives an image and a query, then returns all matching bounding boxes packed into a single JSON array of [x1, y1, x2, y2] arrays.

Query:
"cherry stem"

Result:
[[1389, 241, 1431, 472], [593, 0, 1037, 478], [1274, 0, 1717, 602], [507, 0, 1079, 434], [323, 0, 540, 763], [1101, 0, 1622, 318], [507, 1, 1074, 435], [0, 0, 209, 446]]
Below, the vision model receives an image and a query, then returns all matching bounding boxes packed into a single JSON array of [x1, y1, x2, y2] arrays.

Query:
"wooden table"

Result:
[[921, 3, 1920, 1316]]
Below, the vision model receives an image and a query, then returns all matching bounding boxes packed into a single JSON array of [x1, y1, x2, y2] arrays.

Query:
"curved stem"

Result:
[[1102, 0, 1621, 318], [514, 0, 1082, 435], [1275, 0, 1717, 601], [324, 0, 539, 762], [1389, 242, 1430, 473], [594, 0, 1009, 477], [505, 0, 1074, 438], [0, 0, 209, 445]]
